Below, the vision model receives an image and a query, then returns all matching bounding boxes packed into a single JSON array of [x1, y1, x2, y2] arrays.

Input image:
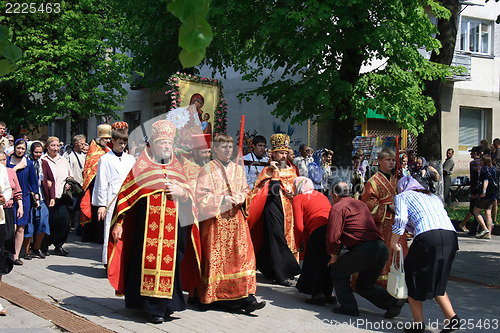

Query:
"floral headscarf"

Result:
[[293, 176, 315, 195]]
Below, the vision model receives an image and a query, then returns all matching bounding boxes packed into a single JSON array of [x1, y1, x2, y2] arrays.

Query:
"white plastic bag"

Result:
[[387, 247, 408, 299]]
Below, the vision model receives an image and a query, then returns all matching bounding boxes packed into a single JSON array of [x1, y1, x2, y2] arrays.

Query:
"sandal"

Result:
[[458, 223, 469, 233]]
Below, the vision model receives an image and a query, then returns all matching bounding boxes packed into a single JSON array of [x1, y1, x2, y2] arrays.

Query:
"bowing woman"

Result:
[[292, 177, 335, 306], [7, 139, 39, 264], [390, 175, 460, 333]]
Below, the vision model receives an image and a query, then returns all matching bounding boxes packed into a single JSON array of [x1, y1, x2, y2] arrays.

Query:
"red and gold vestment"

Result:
[[107, 148, 201, 298], [361, 171, 408, 287], [195, 159, 256, 304]]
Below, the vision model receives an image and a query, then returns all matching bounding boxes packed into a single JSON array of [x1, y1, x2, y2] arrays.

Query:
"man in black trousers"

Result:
[[326, 181, 404, 317]]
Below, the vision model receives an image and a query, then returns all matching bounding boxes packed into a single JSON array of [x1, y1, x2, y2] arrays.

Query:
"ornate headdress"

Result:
[[97, 124, 112, 139], [151, 120, 176, 143], [112, 121, 129, 132], [270, 133, 290, 152]]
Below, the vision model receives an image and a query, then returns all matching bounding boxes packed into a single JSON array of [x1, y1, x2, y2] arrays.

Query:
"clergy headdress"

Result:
[[97, 124, 112, 139], [151, 120, 176, 143], [270, 133, 290, 152], [191, 134, 211, 150], [112, 121, 129, 132]]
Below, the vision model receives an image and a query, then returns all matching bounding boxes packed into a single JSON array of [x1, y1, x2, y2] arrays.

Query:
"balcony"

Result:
[[447, 51, 471, 81]]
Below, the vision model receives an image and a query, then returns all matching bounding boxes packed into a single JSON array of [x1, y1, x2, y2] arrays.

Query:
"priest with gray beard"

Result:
[[248, 133, 300, 287]]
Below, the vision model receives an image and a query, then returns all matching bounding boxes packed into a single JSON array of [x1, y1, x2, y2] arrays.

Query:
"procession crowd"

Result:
[[0, 112, 497, 333]]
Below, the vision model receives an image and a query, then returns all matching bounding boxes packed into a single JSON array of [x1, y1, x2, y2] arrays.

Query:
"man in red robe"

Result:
[[196, 133, 265, 313], [80, 124, 111, 242], [247, 133, 300, 286], [361, 148, 408, 288], [107, 120, 201, 324]]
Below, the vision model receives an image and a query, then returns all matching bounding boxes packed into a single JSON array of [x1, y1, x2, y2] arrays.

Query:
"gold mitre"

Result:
[[151, 120, 176, 142], [97, 124, 112, 139], [270, 133, 290, 152]]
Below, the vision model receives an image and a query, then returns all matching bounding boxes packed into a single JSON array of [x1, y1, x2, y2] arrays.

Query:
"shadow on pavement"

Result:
[[47, 264, 107, 279]]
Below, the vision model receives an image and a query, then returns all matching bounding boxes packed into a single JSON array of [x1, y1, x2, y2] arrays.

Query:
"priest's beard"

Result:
[[278, 159, 288, 169], [154, 149, 172, 164]]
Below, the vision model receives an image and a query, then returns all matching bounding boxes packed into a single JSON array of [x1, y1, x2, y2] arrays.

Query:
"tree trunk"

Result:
[[418, 0, 460, 161]]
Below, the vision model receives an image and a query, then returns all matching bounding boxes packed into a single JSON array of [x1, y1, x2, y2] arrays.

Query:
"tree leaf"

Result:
[[178, 18, 213, 52], [0, 59, 15, 76], [167, 0, 208, 21], [1, 44, 22, 62], [0, 26, 9, 42], [179, 48, 206, 68]]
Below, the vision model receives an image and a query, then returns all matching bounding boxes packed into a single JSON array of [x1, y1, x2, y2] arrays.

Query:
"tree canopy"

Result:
[[204, 0, 462, 164], [0, 0, 132, 135]]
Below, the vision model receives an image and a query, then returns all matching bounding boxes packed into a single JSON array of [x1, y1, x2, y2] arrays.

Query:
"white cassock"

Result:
[[91, 150, 136, 264]]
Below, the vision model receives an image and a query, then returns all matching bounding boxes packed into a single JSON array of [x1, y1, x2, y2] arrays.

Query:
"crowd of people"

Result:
[[0, 116, 490, 333]]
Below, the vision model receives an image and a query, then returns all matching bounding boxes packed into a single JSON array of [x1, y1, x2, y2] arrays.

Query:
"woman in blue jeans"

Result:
[[24, 142, 55, 259]]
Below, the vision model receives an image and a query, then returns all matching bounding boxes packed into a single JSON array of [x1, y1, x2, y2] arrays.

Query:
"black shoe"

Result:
[[32, 249, 46, 259], [325, 295, 337, 305], [242, 300, 266, 314], [148, 314, 164, 324], [275, 279, 292, 287], [404, 322, 425, 333], [441, 315, 460, 333], [306, 297, 326, 306], [54, 247, 68, 256], [43, 251, 50, 257], [23, 252, 32, 260], [332, 306, 360, 317], [13, 259, 23, 266], [385, 298, 405, 319]]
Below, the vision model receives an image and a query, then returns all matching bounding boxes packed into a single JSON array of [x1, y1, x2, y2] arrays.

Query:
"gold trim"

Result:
[[202, 270, 256, 285]]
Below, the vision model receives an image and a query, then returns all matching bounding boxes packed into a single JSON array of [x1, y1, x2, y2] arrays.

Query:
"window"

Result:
[[460, 17, 492, 55], [124, 111, 141, 131], [55, 119, 67, 143], [459, 107, 486, 152]]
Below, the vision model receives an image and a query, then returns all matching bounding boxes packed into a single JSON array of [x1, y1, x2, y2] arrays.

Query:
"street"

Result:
[[1, 231, 499, 333]]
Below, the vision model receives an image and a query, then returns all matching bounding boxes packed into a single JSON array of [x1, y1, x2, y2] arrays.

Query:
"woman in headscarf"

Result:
[[24, 142, 55, 259], [410, 156, 440, 193], [390, 175, 459, 333], [6, 139, 39, 264], [292, 177, 335, 306]]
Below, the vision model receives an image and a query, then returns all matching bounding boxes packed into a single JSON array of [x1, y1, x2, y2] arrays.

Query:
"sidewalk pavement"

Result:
[[1, 231, 499, 333]]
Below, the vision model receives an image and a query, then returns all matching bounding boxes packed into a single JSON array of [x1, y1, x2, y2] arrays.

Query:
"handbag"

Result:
[[387, 247, 408, 299]]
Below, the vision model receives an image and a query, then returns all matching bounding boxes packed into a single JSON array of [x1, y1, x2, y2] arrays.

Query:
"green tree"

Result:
[[110, 0, 213, 90], [0, 0, 132, 137], [204, 0, 461, 166], [0, 25, 22, 76], [418, 0, 461, 161]]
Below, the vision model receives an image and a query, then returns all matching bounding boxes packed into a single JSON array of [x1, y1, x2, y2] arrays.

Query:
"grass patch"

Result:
[[445, 206, 500, 224]]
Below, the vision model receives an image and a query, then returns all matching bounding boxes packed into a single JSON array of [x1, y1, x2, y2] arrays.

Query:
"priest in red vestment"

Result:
[[80, 124, 111, 242], [247, 133, 300, 287], [107, 120, 201, 324], [196, 133, 265, 313], [361, 148, 408, 288]]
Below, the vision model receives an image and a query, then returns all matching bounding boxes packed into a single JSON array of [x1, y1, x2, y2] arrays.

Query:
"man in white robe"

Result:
[[92, 128, 135, 265]]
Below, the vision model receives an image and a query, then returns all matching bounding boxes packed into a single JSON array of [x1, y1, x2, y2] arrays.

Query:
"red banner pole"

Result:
[[396, 135, 400, 178], [236, 115, 245, 165]]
